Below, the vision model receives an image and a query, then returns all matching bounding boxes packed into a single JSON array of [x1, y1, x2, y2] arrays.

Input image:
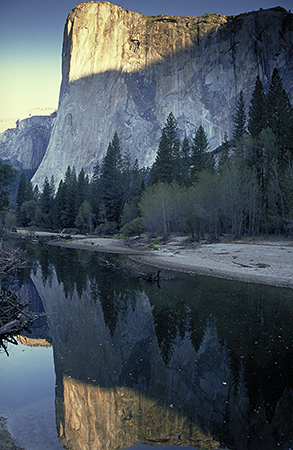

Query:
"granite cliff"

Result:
[[0, 110, 55, 174], [28, 2, 293, 186]]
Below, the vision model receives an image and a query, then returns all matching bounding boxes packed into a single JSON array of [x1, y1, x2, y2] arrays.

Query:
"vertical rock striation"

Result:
[[32, 2, 293, 186]]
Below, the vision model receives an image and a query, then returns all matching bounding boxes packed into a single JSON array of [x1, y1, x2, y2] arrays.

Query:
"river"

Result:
[[0, 243, 293, 450]]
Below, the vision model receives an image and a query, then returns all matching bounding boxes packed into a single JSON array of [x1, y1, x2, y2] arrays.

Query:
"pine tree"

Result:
[[180, 137, 191, 184], [191, 125, 213, 179], [150, 112, 181, 184], [61, 166, 78, 228], [16, 173, 27, 226], [233, 90, 246, 141], [33, 185, 40, 202], [100, 132, 124, 225], [266, 68, 293, 163], [0, 161, 16, 216], [76, 168, 89, 212], [165, 112, 181, 182], [25, 180, 34, 202], [53, 180, 67, 229], [40, 176, 55, 229], [248, 76, 266, 138], [90, 161, 101, 224], [150, 129, 171, 184]]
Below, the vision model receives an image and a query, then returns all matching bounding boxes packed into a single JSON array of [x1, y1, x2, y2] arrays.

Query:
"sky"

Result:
[[0, 0, 292, 121]]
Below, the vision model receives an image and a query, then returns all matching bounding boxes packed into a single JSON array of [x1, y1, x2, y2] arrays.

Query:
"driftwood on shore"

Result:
[[100, 258, 161, 285]]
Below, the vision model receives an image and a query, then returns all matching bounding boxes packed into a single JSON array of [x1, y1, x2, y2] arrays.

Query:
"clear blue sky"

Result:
[[0, 0, 292, 120]]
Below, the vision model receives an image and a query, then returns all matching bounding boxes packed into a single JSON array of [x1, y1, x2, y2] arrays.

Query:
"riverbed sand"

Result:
[[50, 236, 293, 288]]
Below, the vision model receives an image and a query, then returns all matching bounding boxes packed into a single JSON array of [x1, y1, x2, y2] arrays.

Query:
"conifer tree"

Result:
[[25, 180, 34, 202], [150, 129, 171, 184], [76, 168, 89, 212], [61, 166, 77, 228], [218, 132, 230, 169], [190, 125, 213, 179], [180, 137, 191, 184], [33, 185, 40, 202], [266, 67, 293, 163], [248, 76, 266, 138], [150, 112, 181, 184], [53, 180, 66, 229], [16, 173, 27, 225], [90, 161, 101, 223], [40, 176, 55, 229], [100, 132, 124, 225], [233, 90, 246, 141], [165, 112, 181, 182]]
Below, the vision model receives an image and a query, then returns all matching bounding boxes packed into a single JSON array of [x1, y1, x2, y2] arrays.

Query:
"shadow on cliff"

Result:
[[36, 6, 293, 189]]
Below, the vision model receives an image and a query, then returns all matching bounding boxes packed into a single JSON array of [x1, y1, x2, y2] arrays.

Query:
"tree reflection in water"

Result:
[[19, 244, 293, 450]]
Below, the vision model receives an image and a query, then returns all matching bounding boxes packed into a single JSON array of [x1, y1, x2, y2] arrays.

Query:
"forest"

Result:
[[6, 68, 293, 239]]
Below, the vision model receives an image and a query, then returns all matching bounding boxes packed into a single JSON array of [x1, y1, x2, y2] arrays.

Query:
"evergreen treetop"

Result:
[[248, 76, 266, 138], [233, 90, 246, 141]]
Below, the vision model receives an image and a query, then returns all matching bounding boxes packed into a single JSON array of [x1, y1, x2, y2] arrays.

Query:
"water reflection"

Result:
[[19, 244, 293, 449]]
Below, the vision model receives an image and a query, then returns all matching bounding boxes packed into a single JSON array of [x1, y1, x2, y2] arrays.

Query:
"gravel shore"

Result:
[[49, 236, 293, 288]]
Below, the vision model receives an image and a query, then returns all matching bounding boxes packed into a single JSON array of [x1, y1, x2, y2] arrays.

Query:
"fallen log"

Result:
[[99, 258, 161, 284], [0, 319, 21, 335]]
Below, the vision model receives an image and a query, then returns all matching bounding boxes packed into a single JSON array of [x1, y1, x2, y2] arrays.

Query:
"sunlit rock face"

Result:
[[32, 2, 293, 186], [0, 112, 55, 173]]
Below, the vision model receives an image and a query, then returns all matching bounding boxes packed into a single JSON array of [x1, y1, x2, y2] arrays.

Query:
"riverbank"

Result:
[[48, 235, 293, 288]]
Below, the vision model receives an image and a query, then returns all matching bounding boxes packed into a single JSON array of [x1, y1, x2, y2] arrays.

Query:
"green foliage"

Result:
[[218, 132, 230, 169], [5, 211, 16, 230], [61, 166, 77, 228], [40, 176, 55, 229], [10, 71, 293, 239], [100, 132, 124, 224], [180, 137, 191, 183], [147, 242, 159, 250], [21, 200, 40, 227], [0, 161, 17, 208], [140, 182, 179, 239], [266, 68, 293, 163], [16, 173, 28, 225], [233, 90, 246, 141], [248, 76, 266, 138], [75, 200, 94, 232], [120, 217, 143, 237], [150, 112, 181, 184], [191, 125, 214, 180]]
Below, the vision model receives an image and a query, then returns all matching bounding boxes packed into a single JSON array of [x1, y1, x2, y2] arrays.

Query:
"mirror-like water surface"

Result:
[[1, 243, 293, 450]]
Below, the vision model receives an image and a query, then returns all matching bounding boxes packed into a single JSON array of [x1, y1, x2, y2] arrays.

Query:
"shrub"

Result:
[[120, 217, 143, 237]]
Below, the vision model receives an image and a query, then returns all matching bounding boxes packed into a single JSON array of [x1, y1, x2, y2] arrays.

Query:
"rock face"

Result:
[[32, 2, 293, 186], [0, 111, 55, 173]]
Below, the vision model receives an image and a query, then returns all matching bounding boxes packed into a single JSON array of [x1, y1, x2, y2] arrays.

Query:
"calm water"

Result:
[[1, 243, 293, 450]]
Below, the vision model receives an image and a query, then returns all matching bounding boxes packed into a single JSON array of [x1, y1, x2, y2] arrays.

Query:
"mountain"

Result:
[[3, 2, 293, 187], [0, 109, 56, 174]]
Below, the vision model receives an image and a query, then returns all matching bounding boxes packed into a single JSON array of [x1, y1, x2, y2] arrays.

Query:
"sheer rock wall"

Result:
[[0, 112, 55, 173], [28, 2, 293, 186]]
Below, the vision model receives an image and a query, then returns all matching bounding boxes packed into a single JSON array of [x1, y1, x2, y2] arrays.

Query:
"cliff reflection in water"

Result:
[[22, 245, 293, 450]]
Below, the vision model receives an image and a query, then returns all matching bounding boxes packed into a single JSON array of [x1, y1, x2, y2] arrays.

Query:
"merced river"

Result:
[[1, 243, 293, 450]]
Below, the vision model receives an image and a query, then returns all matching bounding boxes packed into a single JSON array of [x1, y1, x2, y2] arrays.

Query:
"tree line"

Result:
[[8, 68, 293, 238]]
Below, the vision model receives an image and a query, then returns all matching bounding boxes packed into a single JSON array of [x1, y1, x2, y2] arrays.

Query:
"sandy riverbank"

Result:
[[48, 236, 293, 288]]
